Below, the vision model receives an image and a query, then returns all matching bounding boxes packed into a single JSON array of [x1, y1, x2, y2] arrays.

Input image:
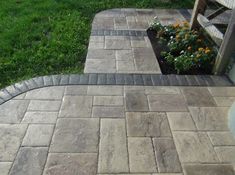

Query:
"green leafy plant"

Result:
[[150, 19, 216, 74]]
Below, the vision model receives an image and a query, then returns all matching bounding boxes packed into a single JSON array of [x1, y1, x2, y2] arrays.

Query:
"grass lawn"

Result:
[[0, 0, 194, 88]]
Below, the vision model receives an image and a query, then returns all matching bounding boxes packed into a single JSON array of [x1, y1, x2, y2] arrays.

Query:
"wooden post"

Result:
[[190, 0, 208, 29], [213, 8, 235, 74]]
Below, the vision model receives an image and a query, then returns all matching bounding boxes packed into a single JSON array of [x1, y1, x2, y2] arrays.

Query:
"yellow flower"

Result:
[[198, 48, 204, 52], [196, 54, 201, 58], [197, 39, 202, 43], [185, 34, 189, 39], [205, 49, 210, 54]]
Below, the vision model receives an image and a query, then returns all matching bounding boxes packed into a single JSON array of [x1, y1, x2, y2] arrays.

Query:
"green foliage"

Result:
[[0, 0, 194, 88], [151, 19, 216, 74]]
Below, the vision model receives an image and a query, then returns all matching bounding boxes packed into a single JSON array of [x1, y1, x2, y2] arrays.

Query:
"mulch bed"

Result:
[[147, 29, 213, 75]]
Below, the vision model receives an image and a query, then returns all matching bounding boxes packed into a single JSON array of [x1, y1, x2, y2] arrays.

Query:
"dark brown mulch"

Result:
[[147, 29, 213, 75]]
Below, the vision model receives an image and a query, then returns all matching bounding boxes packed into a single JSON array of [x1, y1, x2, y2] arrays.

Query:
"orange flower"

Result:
[[173, 23, 180, 28], [183, 21, 189, 27]]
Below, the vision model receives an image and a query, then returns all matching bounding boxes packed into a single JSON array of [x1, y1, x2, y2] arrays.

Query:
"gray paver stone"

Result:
[[59, 96, 92, 118], [22, 112, 58, 124], [22, 124, 54, 146], [128, 137, 157, 173], [0, 124, 27, 161], [0, 100, 29, 123], [153, 138, 182, 173], [92, 106, 124, 118], [44, 153, 97, 175], [9, 147, 48, 175], [126, 112, 171, 137], [173, 131, 219, 163], [50, 118, 99, 153], [98, 119, 129, 173], [183, 164, 235, 175], [125, 93, 149, 112]]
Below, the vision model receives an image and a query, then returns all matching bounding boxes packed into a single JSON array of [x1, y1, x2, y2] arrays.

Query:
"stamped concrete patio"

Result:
[[1, 85, 235, 175], [1, 8, 235, 175], [84, 8, 187, 74]]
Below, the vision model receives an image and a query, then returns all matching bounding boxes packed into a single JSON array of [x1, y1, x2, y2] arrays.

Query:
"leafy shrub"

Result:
[[150, 18, 216, 74]]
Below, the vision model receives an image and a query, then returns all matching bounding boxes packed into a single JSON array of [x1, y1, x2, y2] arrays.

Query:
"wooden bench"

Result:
[[190, 0, 235, 74]]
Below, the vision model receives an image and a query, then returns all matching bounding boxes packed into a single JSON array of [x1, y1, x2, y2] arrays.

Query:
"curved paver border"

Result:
[[0, 73, 233, 105]]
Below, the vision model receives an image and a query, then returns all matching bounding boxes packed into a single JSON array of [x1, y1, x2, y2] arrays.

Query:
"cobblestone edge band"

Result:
[[0, 73, 233, 104]]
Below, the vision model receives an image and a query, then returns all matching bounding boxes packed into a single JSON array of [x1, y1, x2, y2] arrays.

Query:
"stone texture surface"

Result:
[[183, 164, 235, 175], [189, 107, 229, 131], [0, 7, 234, 175], [208, 87, 235, 97], [153, 138, 181, 173], [93, 96, 123, 106], [128, 137, 157, 173], [22, 124, 54, 146], [98, 119, 129, 173], [0, 162, 12, 175], [28, 100, 61, 111], [50, 118, 99, 153], [22, 112, 58, 124], [0, 100, 29, 123], [9, 147, 48, 175], [125, 93, 149, 111], [213, 97, 235, 106], [117, 59, 135, 72], [87, 86, 123, 95], [173, 132, 219, 163], [92, 106, 124, 118], [65, 85, 88, 95], [145, 87, 180, 95], [214, 147, 235, 162], [59, 96, 92, 118], [0, 124, 27, 161], [105, 36, 131, 50], [14, 93, 26, 99], [133, 48, 160, 73], [86, 49, 115, 59], [148, 95, 188, 112], [44, 153, 97, 175], [0, 83, 234, 174], [84, 59, 116, 73], [116, 50, 134, 61], [182, 87, 216, 107], [25, 87, 64, 100], [207, 132, 235, 146], [167, 112, 196, 131], [126, 112, 171, 137], [130, 36, 150, 48], [84, 8, 163, 73]]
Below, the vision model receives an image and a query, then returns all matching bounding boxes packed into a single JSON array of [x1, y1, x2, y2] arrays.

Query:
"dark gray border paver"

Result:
[[0, 73, 233, 104]]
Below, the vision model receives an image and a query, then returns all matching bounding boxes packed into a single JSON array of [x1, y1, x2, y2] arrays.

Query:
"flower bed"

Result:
[[147, 19, 217, 75]]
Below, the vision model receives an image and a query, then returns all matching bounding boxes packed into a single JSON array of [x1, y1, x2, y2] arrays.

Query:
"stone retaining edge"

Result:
[[0, 73, 233, 105]]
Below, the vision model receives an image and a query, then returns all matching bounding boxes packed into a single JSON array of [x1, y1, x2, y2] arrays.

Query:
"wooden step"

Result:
[[215, 0, 235, 9], [197, 14, 224, 45]]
